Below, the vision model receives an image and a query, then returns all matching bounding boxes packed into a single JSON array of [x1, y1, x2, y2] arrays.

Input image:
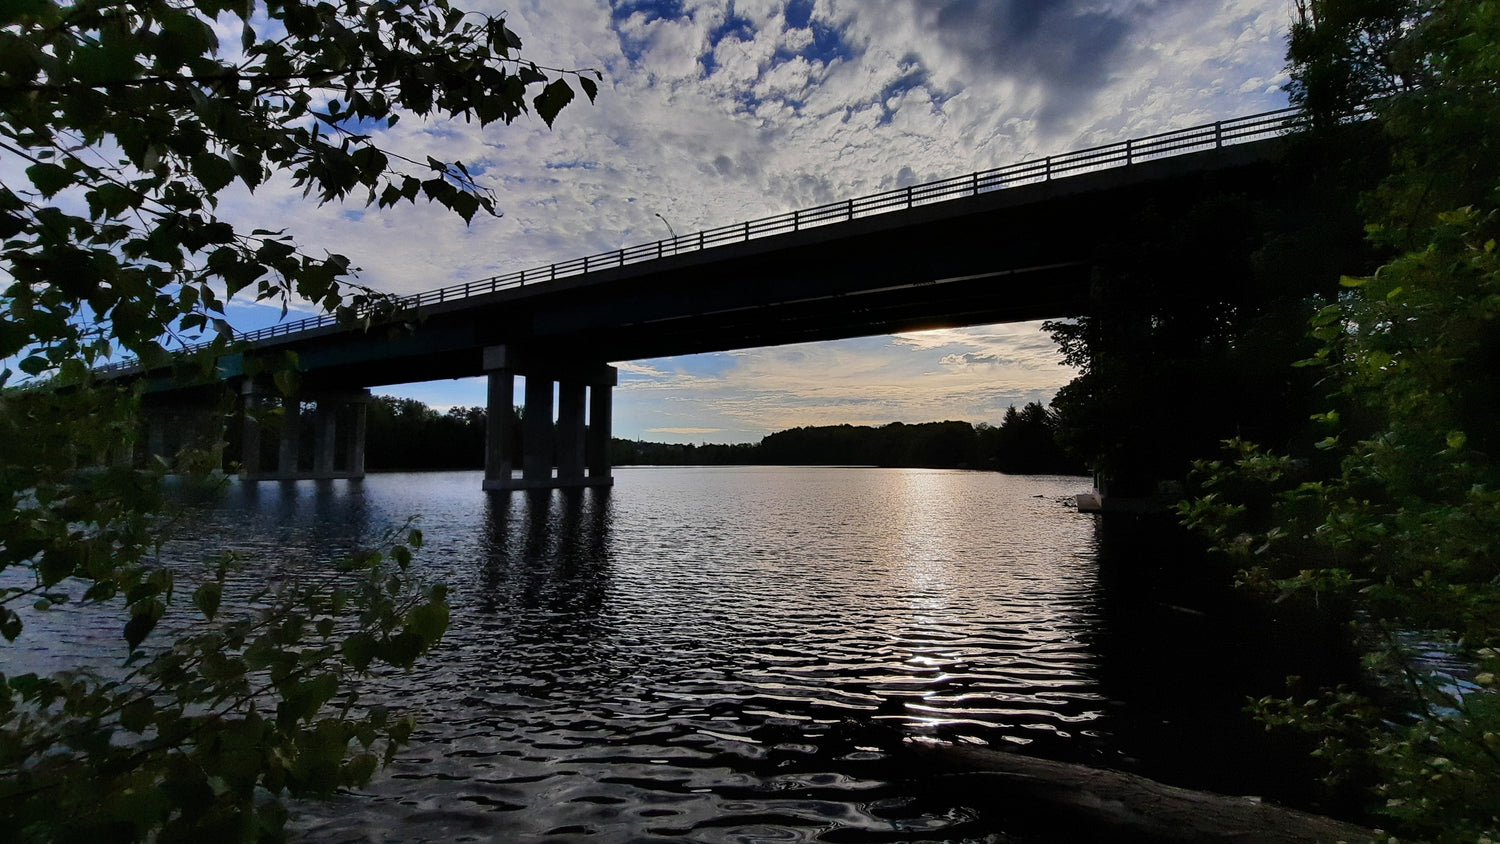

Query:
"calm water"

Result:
[[13, 467, 1339, 841]]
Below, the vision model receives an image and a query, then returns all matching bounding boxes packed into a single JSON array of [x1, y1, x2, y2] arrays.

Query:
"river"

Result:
[[33, 466, 1348, 841]]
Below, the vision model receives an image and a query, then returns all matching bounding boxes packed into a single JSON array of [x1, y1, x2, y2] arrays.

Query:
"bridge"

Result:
[[114, 107, 1319, 490]]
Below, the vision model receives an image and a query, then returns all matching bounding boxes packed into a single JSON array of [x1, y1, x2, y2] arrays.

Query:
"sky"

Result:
[[217, 0, 1297, 443]]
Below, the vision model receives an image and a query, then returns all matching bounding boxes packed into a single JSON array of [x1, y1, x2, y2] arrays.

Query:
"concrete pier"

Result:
[[482, 345, 616, 491], [239, 382, 369, 481], [136, 392, 231, 470], [557, 381, 587, 482], [522, 373, 554, 484]]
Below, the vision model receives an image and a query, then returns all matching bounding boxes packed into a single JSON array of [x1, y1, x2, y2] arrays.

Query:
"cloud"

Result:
[[609, 322, 1075, 442], [940, 352, 1001, 367], [616, 361, 672, 377]]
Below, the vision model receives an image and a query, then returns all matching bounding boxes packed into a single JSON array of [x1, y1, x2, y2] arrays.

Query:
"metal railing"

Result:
[[96, 106, 1306, 374]]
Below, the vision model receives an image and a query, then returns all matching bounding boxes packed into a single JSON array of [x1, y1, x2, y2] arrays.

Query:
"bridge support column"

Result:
[[481, 345, 615, 491], [522, 374, 554, 484], [345, 394, 368, 479], [588, 376, 615, 483], [314, 400, 338, 477], [239, 381, 267, 479], [133, 393, 229, 472], [277, 396, 301, 477], [146, 411, 168, 462], [557, 381, 586, 482], [312, 391, 369, 480], [484, 369, 517, 489], [238, 384, 368, 482]]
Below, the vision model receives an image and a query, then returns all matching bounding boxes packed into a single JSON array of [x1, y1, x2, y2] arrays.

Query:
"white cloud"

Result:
[[612, 322, 1075, 442]]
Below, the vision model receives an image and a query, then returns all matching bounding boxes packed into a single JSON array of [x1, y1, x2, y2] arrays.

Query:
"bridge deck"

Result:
[[98, 107, 1309, 387]]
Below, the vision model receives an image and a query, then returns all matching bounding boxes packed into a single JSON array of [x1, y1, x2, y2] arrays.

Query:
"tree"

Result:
[[1284, 0, 1422, 120], [362, 397, 491, 469], [978, 402, 1080, 475], [0, 0, 595, 838], [1178, 1, 1500, 838], [1045, 179, 1373, 495]]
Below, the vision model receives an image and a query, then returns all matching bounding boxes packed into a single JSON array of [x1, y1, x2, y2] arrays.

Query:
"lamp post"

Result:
[[654, 212, 677, 253]]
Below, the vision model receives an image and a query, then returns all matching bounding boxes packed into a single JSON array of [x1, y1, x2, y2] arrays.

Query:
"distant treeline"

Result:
[[364, 396, 1083, 475], [365, 398, 492, 471], [615, 405, 1082, 473]]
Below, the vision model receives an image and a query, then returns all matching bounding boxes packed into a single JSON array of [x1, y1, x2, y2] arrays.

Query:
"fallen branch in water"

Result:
[[903, 741, 1378, 843]]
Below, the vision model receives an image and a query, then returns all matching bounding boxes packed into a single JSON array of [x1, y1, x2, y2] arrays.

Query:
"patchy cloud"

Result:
[[610, 321, 1077, 442]]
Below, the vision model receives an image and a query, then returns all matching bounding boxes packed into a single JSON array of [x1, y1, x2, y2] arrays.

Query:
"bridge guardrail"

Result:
[[95, 105, 1312, 375]]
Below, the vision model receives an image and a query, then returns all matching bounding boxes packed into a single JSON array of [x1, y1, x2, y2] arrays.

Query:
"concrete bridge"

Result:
[[113, 108, 1319, 490]]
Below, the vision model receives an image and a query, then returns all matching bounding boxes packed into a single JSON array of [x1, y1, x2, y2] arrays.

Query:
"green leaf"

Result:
[[85, 183, 138, 220], [124, 602, 163, 650], [26, 162, 73, 197], [344, 752, 378, 786], [341, 632, 377, 671], [533, 79, 574, 128], [120, 697, 155, 733], [1310, 303, 1344, 327], [451, 191, 480, 224], [278, 673, 338, 726], [405, 600, 449, 644], [0, 608, 21, 641], [194, 581, 222, 620], [0, 0, 51, 26], [382, 631, 426, 668], [191, 153, 238, 195], [273, 368, 301, 398]]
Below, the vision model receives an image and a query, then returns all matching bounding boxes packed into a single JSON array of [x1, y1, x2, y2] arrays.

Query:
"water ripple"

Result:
[[153, 468, 1101, 841]]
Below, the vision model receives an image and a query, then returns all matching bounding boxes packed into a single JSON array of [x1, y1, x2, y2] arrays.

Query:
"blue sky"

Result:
[[211, 0, 1295, 443]]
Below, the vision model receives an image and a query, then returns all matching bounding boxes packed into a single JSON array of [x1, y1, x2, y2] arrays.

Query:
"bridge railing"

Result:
[[95, 106, 1310, 374]]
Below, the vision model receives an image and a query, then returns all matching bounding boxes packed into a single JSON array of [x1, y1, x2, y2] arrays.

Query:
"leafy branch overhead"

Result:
[[1, 1, 594, 839], [0, 0, 599, 380]]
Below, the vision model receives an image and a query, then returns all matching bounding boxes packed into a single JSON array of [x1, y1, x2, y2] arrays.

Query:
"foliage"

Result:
[[1, 0, 598, 377], [1181, 206, 1500, 840], [1285, 0, 1423, 120], [757, 420, 981, 468], [1, 0, 591, 838], [358, 395, 1081, 473], [363, 396, 493, 471], [1045, 181, 1372, 495], [1179, 0, 1500, 838], [612, 411, 1080, 473], [0, 520, 445, 841], [611, 436, 760, 467], [977, 403, 1082, 475]]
